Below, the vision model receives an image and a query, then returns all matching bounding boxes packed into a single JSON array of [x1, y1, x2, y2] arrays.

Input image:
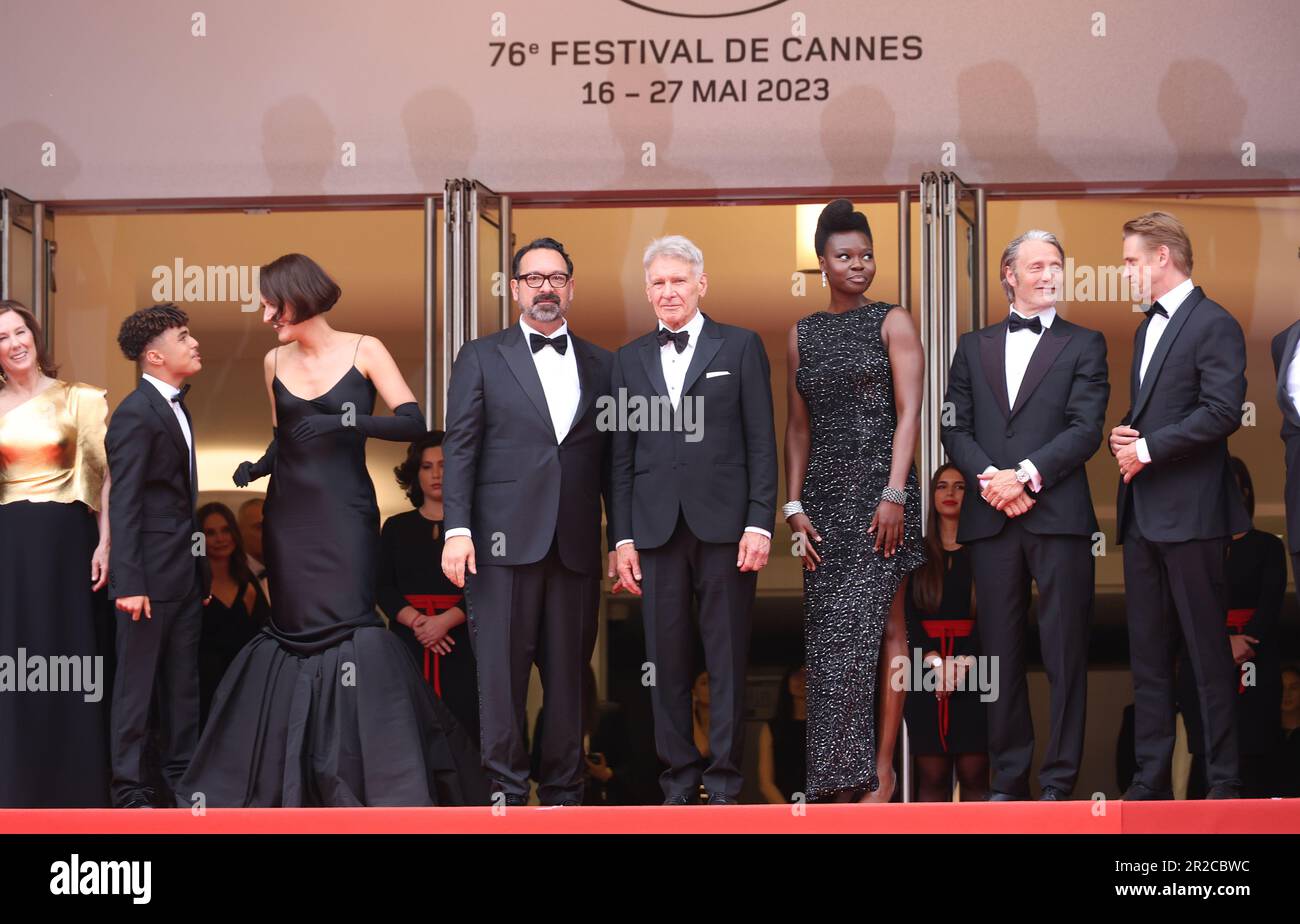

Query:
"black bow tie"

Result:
[[1007, 313, 1043, 335], [170, 384, 191, 404], [1146, 302, 1168, 319], [657, 327, 690, 353], [529, 332, 568, 355]]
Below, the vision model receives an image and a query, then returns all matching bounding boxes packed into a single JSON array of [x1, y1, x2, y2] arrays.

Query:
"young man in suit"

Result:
[[942, 229, 1110, 801], [106, 303, 208, 808], [611, 235, 778, 805], [1111, 211, 1249, 800], [441, 238, 615, 807]]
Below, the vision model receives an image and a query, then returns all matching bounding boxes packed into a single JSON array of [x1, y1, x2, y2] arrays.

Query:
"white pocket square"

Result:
[[706, 370, 731, 378]]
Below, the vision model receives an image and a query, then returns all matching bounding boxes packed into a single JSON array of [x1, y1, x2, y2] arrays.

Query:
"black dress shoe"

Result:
[[705, 792, 738, 805], [495, 793, 528, 807], [662, 792, 700, 806], [1206, 785, 1242, 800], [1038, 787, 1068, 801], [119, 797, 154, 809], [1122, 784, 1172, 801], [987, 791, 1020, 802]]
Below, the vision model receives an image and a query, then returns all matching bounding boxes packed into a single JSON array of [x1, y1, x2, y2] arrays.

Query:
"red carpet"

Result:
[[2, 800, 1296, 834]]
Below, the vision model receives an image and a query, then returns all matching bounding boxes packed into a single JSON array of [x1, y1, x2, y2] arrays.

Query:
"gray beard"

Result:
[[526, 300, 565, 323]]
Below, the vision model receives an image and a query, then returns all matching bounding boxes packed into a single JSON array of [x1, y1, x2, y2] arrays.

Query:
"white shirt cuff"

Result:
[[1018, 459, 1043, 493], [1136, 439, 1152, 465], [616, 539, 634, 548], [744, 527, 772, 539], [444, 527, 472, 539], [978, 464, 998, 490]]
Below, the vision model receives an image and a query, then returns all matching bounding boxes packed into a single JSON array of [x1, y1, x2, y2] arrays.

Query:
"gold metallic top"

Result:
[[0, 380, 108, 510]]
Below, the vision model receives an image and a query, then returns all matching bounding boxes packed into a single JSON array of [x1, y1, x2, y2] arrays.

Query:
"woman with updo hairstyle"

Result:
[[377, 429, 480, 748], [0, 300, 113, 806], [784, 199, 926, 803]]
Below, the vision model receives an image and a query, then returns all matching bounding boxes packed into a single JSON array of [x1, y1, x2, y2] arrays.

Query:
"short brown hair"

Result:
[[0, 300, 58, 386], [1123, 211, 1193, 275], [117, 303, 189, 362], [260, 253, 341, 324]]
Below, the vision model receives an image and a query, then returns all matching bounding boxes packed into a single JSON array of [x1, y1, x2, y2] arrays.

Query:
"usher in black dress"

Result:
[[178, 360, 487, 806]]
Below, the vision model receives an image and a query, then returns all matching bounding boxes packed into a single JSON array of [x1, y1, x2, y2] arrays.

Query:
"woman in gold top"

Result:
[[0, 300, 112, 807]]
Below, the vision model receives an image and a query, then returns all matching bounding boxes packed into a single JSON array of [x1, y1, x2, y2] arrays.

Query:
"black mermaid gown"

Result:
[[178, 366, 488, 806]]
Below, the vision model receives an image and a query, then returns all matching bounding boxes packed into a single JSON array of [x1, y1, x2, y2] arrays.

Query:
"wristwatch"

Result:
[[1014, 465, 1032, 484]]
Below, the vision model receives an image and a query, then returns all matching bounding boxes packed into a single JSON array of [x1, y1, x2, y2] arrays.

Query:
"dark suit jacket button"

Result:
[[1006, 429, 1015, 438]]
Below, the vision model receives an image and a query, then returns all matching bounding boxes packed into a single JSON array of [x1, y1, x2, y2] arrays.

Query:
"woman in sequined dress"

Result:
[[784, 200, 926, 802]]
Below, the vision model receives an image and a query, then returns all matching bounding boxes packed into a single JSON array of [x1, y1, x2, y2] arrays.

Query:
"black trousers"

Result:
[[465, 536, 599, 805], [1123, 515, 1240, 793], [639, 512, 755, 800], [968, 519, 1092, 797], [110, 590, 202, 806]]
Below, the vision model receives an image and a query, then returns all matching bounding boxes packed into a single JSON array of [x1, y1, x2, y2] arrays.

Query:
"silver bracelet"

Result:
[[880, 486, 908, 505], [782, 500, 805, 519]]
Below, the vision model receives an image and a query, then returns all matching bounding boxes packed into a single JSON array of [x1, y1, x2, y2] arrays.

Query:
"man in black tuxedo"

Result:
[[1110, 211, 1248, 800], [441, 237, 615, 807], [611, 235, 778, 805], [1272, 321, 1300, 579], [942, 230, 1109, 801], [106, 304, 209, 808]]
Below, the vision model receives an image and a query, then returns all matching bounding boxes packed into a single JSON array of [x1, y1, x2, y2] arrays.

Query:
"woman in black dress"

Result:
[[195, 503, 270, 728], [785, 200, 926, 803], [0, 300, 112, 807], [179, 254, 487, 807], [904, 464, 989, 801], [1177, 457, 1285, 798], [378, 431, 479, 747], [758, 664, 807, 804]]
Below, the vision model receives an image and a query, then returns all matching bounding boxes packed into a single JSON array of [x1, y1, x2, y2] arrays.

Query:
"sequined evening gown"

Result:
[[796, 302, 925, 800]]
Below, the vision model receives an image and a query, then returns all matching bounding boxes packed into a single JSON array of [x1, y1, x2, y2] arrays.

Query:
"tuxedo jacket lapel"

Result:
[[1130, 287, 1205, 422], [639, 334, 670, 399], [979, 322, 1012, 419], [681, 315, 723, 397], [1009, 323, 1072, 418], [497, 325, 555, 438]]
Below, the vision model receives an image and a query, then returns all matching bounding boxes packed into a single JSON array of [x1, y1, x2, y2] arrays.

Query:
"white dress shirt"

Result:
[[1286, 337, 1300, 420], [1135, 277, 1196, 464], [979, 305, 1052, 495], [142, 373, 193, 454], [617, 309, 769, 547], [445, 318, 581, 542]]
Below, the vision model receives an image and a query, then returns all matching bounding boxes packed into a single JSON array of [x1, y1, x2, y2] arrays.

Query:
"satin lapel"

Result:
[[639, 334, 670, 399], [1009, 323, 1072, 419], [1276, 321, 1300, 426], [1130, 287, 1204, 422], [497, 326, 554, 437], [978, 323, 1011, 419], [565, 335, 599, 440], [140, 381, 190, 472], [681, 315, 723, 397]]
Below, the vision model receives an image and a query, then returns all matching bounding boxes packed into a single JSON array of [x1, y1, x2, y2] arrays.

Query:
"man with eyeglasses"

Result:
[[442, 237, 616, 807]]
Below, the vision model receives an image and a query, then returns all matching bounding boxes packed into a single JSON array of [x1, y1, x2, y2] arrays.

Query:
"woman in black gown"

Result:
[[0, 300, 112, 807], [195, 502, 270, 728], [179, 254, 487, 807], [378, 431, 479, 747], [904, 464, 989, 801], [785, 200, 926, 803]]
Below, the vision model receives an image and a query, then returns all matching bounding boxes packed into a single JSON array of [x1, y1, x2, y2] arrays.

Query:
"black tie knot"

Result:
[[529, 332, 568, 355], [1007, 313, 1043, 335], [657, 327, 690, 353], [171, 384, 191, 404], [1147, 302, 1169, 319]]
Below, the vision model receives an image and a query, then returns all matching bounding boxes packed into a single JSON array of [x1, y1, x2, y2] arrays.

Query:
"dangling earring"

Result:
[[821, 271, 827, 288]]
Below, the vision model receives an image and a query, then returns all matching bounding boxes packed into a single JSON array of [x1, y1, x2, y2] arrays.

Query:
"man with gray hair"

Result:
[[941, 229, 1109, 801], [610, 234, 777, 804]]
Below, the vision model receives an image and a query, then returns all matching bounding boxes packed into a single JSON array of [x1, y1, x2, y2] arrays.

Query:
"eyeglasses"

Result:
[[516, 272, 571, 288]]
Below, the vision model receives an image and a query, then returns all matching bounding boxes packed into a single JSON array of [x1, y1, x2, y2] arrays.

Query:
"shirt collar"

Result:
[[1008, 304, 1057, 329], [519, 316, 569, 341], [142, 373, 182, 400], [1153, 277, 1195, 318], [658, 309, 705, 342]]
